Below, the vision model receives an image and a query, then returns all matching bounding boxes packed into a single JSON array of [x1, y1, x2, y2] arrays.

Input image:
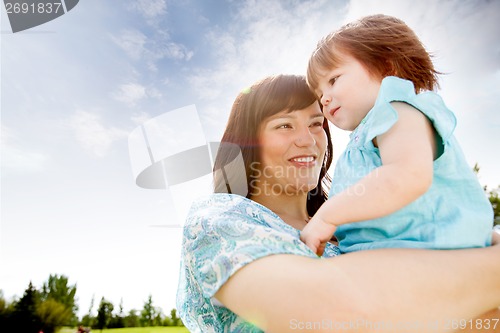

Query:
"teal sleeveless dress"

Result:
[[331, 76, 493, 253]]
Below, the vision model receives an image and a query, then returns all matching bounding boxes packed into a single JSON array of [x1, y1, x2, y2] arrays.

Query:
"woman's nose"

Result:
[[295, 127, 316, 147]]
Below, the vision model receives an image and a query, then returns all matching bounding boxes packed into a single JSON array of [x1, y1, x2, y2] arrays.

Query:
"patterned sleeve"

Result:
[[182, 194, 318, 298]]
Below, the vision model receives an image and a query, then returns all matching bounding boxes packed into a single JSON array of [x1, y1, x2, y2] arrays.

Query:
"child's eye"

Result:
[[329, 76, 338, 85], [310, 121, 323, 127]]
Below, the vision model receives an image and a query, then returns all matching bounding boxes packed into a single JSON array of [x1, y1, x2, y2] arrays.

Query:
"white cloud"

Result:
[[163, 42, 194, 61], [111, 29, 194, 68], [186, 0, 345, 123], [69, 111, 128, 157], [205, 30, 236, 58], [112, 83, 147, 107], [111, 82, 163, 107], [130, 0, 167, 18], [111, 29, 147, 60]]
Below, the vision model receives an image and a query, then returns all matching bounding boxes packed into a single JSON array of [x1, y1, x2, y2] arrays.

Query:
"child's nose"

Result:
[[321, 95, 331, 106]]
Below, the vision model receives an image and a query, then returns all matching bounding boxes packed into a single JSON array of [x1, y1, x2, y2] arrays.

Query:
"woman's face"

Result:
[[252, 102, 327, 196]]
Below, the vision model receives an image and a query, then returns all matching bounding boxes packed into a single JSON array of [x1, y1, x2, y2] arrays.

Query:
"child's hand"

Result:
[[300, 215, 337, 256]]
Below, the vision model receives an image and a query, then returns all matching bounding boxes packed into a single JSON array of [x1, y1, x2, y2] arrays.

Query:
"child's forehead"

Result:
[[316, 62, 341, 79]]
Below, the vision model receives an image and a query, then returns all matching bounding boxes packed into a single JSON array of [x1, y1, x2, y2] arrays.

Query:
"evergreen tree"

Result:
[[96, 297, 114, 330], [12, 281, 41, 333], [140, 295, 155, 327]]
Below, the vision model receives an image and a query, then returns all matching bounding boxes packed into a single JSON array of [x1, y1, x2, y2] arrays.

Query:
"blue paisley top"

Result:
[[332, 76, 493, 253], [176, 193, 340, 332]]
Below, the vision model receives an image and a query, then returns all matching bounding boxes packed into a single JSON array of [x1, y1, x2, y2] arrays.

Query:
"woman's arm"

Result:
[[216, 241, 500, 333]]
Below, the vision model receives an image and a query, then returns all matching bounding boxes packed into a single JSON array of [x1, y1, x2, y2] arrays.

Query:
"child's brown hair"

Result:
[[307, 14, 440, 95]]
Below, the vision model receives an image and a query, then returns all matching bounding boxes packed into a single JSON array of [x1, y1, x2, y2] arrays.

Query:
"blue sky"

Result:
[[2, 0, 499, 318]]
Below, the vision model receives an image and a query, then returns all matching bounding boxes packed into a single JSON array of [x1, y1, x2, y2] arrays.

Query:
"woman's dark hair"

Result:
[[213, 74, 333, 216]]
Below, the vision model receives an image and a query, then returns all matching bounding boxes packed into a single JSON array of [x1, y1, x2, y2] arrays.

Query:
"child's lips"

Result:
[[330, 106, 340, 117]]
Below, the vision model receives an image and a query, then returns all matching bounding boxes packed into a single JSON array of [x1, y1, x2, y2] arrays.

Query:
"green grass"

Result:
[[58, 327, 189, 333]]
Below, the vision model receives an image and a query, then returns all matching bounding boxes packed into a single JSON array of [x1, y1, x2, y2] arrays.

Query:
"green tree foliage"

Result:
[[0, 291, 5, 312], [109, 298, 125, 328], [12, 281, 42, 333], [140, 295, 155, 326], [80, 314, 94, 328], [0, 290, 16, 331], [96, 297, 114, 330], [40, 274, 78, 325], [37, 298, 72, 333], [153, 307, 164, 326], [0, 290, 12, 320], [124, 309, 140, 327], [170, 308, 180, 326], [488, 187, 500, 226], [1, 280, 75, 333], [1, 276, 185, 330]]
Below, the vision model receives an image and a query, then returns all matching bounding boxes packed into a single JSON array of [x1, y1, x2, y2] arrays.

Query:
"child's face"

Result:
[[315, 53, 382, 131]]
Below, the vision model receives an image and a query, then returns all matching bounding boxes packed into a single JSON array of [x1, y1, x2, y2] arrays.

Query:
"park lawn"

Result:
[[58, 327, 189, 333]]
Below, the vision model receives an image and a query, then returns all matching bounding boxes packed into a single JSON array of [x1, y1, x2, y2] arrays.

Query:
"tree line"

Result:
[[81, 294, 182, 329], [0, 274, 183, 333]]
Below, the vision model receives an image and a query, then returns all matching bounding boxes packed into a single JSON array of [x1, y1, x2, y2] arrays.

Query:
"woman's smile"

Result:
[[288, 154, 318, 168]]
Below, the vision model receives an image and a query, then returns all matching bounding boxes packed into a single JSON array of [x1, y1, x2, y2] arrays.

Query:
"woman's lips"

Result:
[[288, 155, 317, 167]]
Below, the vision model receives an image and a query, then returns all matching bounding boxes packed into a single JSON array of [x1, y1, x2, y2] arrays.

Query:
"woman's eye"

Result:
[[309, 122, 324, 132], [276, 124, 292, 129]]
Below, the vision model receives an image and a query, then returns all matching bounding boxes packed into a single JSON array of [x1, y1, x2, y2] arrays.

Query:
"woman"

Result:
[[177, 75, 500, 333]]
